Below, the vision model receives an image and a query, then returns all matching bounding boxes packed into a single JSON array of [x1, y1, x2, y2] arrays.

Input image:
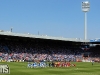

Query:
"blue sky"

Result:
[[0, 0, 100, 39]]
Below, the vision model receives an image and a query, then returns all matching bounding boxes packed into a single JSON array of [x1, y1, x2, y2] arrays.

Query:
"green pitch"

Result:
[[0, 62, 100, 75]]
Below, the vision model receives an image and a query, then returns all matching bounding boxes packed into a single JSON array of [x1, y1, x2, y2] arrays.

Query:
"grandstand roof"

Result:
[[0, 31, 90, 42]]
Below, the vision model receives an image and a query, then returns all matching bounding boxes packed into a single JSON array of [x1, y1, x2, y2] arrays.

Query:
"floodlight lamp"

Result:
[[82, 1, 90, 12]]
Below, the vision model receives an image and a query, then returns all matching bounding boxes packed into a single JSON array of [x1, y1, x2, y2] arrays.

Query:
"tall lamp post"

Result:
[[82, 1, 90, 42]]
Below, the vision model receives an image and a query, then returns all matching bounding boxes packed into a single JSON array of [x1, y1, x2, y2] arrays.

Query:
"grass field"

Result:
[[0, 62, 100, 75]]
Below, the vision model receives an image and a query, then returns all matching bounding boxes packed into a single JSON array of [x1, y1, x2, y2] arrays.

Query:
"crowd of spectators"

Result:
[[0, 38, 99, 62]]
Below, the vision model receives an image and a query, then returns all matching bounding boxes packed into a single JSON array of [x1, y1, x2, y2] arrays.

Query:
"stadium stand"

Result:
[[0, 31, 100, 63]]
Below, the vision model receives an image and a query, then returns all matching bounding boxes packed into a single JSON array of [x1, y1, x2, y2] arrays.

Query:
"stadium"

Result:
[[0, 0, 100, 75], [0, 30, 100, 75]]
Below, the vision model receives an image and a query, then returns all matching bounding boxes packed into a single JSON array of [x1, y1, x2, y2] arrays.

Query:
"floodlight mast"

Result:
[[82, 1, 90, 42]]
